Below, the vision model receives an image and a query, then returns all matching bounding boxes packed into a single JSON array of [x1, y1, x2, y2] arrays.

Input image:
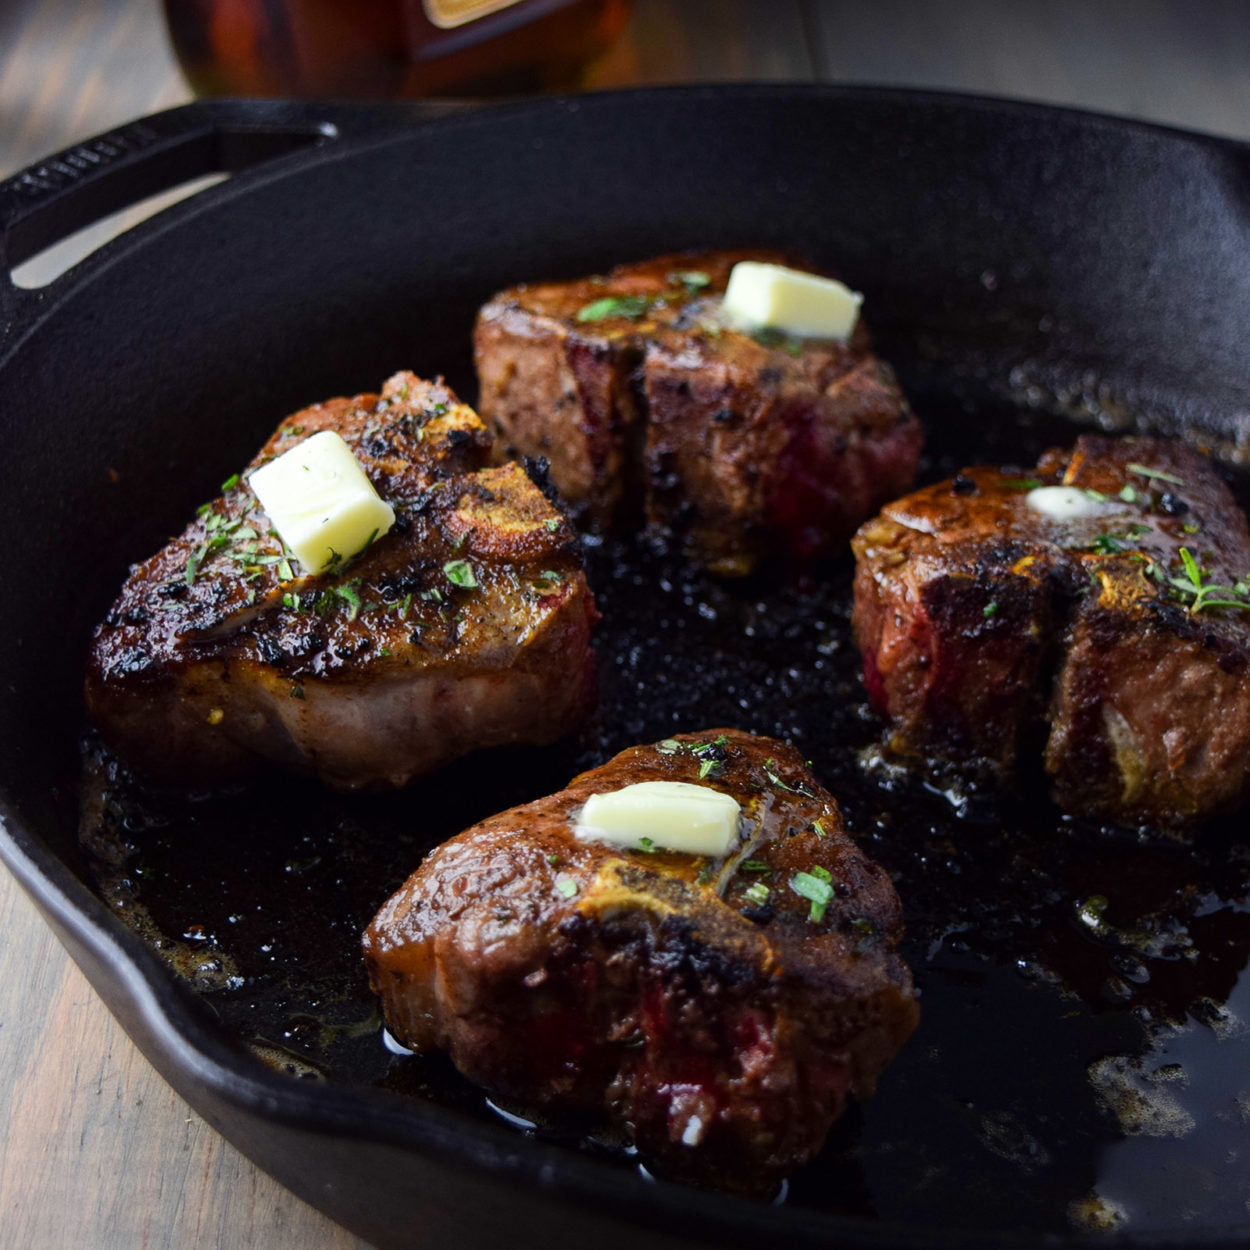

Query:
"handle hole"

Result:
[[11, 171, 229, 289]]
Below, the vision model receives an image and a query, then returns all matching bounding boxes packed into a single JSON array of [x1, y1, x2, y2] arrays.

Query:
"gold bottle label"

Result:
[[423, 0, 526, 28]]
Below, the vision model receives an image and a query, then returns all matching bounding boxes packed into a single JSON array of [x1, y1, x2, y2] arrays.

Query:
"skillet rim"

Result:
[[4, 82, 1250, 1249]]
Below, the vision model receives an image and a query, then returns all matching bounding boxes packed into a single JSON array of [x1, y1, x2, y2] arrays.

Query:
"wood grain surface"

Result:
[[2, 2, 1249, 1247]]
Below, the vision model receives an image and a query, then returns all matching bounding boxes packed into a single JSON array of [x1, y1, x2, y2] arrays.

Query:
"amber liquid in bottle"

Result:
[[164, 0, 632, 99]]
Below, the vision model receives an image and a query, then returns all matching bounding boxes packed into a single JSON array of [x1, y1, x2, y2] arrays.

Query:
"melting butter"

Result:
[[575, 781, 741, 857], [248, 430, 395, 573]]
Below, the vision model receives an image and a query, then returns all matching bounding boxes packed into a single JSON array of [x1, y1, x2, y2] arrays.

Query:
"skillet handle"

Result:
[[0, 98, 474, 346]]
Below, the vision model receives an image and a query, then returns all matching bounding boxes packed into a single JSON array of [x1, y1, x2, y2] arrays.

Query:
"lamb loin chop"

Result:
[[86, 373, 597, 790], [852, 434, 1250, 828], [363, 729, 917, 1191], [474, 250, 921, 577]]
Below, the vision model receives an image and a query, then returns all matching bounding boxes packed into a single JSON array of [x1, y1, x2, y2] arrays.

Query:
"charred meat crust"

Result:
[[363, 729, 917, 1190], [852, 434, 1250, 828], [86, 373, 598, 790], [474, 250, 922, 577]]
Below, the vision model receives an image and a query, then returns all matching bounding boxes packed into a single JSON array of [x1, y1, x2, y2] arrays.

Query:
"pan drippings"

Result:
[[79, 394, 1250, 1235]]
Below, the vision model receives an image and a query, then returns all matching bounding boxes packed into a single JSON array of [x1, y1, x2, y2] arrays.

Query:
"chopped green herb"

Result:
[[762, 758, 812, 796], [740, 859, 771, 873], [444, 559, 478, 589], [282, 591, 300, 611], [277, 558, 294, 581], [1118, 484, 1140, 504], [220, 473, 240, 492], [576, 294, 654, 323], [668, 269, 711, 296], [1126, 463, 1185, 486], [1158, 546, 1250, 614], [637, 837, 657, 854], [333, 582, 362, 620], [1002, 478, 1043, 491], [289, 685, 306, 700], [810, 864, 833, 883], [791, 870, 834, 923], [698, 758, 722, 779], [546, 852, 560, 866], [1182, 522, 1201, 535], [545, 518, 561, 532], [656, 739, 682, 755], [743, 882, 771, 906], [983, 601, 999, 618], [554, 877, 578, 899], [812, 818, 827, 838], [399, 592, 413, 618], [432, 402, 448, 416]]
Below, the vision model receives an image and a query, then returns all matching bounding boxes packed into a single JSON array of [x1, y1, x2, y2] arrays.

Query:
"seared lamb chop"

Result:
[[852, 435, 1250, 828], [363, 730, 917, 1190], [86, 373, 597, 790], [475, 251, 921, 576]]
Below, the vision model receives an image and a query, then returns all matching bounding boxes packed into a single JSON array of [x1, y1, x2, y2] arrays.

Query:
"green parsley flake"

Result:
[[333, 583, 362, 620], [740, 859, 771, 873], [792, 870, 834, 923], [668, 270, 711, 296], [576, 294, 654, 323], [762, 758, 812, 796], [983, 602, 999, 618], [444, 559, 478, 589], [1126, 462, 1185, 486], [743, 882, 771, 906], [220, 473, 241, 492], [555, 877, 579, 899], [656, 739, 682, 755], [812, 818, 827, 839]]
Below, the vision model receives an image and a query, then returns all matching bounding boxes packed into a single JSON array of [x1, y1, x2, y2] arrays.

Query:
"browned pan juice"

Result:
[[80, 390, 1250, 1237]]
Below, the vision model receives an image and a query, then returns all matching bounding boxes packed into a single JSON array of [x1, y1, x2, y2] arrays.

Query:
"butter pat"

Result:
[[1026, 485, 1117, 522], [576, 781, 741, 857], [722, 261, 863, 340], [248, 431, 395, 574]]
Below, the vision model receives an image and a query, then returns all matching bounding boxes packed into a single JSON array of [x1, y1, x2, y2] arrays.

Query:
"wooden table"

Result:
[[4, 2, 1250, 1246]]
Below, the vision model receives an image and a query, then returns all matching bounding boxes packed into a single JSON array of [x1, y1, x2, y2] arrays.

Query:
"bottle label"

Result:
[[422, 0, 526, 28]]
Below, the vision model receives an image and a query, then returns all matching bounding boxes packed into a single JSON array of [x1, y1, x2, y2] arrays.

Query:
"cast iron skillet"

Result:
[[4, 87, 1250, 1250]]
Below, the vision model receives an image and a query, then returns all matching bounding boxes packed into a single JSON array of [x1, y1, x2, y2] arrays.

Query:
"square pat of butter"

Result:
[[248, 430, 395, 574], [722, 261, 862, 341], [576, 781, 741, 857]]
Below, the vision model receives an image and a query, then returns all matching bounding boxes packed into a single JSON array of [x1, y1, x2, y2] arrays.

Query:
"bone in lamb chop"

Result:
[[86, 373, 597, 790], [363, 729, 918, 1192], [852, 434, 1250, 829], [474, 250, 922, 577]]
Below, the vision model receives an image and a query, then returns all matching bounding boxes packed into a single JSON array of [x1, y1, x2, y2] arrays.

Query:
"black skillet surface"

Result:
[[4, 87, 1250, 1250]]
